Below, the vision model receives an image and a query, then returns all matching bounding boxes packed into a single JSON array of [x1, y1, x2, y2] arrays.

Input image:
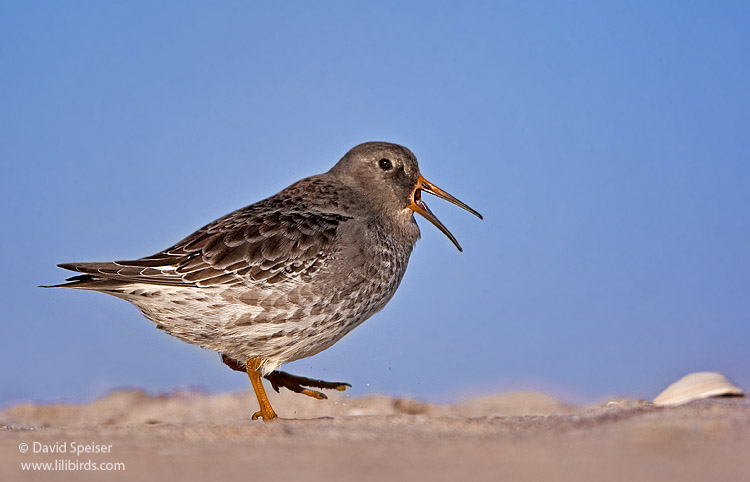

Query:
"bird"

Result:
[[45, 141, 482, 421]]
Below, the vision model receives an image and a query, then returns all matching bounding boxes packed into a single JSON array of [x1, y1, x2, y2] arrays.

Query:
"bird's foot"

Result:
[[251, 410, 278, 421], [264, 370, 351, 400]]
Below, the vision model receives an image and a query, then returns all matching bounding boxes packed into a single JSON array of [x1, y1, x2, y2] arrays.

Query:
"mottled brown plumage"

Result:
[[47, 142, 481, 420]]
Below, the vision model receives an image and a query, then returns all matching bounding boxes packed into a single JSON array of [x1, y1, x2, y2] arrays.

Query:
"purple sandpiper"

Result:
[[45, 142, 482, 421]]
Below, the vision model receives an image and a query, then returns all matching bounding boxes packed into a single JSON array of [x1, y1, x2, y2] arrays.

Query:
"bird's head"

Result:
[[330, 142, 482, 251]]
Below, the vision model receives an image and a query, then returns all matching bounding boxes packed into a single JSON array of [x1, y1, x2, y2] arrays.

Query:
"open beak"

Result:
[[408, 175, 483, 252]]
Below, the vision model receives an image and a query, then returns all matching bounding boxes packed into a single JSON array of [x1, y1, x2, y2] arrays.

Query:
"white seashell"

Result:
[[653, 371, 745, 406]]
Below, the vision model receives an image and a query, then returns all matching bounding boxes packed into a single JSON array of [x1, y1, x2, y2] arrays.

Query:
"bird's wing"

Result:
[[58, 205, 351, 288]]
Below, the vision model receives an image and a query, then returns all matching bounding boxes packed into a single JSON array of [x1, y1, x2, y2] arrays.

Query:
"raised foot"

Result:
[[264, 370, 352, 400]]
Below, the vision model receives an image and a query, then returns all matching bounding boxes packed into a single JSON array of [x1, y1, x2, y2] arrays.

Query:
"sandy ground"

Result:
[[1, 388, 748, 481]]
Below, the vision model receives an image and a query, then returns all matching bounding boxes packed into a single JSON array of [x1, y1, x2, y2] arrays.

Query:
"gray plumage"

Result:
[[49, 142, 481, 378], [50, 143, 432, 374]]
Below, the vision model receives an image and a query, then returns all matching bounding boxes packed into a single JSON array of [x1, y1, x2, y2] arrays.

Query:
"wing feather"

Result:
[[57, 198, 350, 289]]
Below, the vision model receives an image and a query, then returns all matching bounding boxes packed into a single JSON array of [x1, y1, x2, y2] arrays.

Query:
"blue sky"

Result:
[[1, 1, 748, 407]]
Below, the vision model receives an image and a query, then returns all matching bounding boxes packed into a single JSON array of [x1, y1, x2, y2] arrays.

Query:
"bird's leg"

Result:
[[222, 354, 351, 401], [264, 370, 351, 400], [246, 357, 278, 421]]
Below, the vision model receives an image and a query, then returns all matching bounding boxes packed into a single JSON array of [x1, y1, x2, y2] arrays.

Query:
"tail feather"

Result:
[[40, 263, 130, 290]]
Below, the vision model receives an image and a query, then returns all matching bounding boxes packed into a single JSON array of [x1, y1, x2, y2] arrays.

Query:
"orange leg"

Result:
[[265, 370, 351, 399], [222, 354, 350, 400], [246, 357, 278, 421]]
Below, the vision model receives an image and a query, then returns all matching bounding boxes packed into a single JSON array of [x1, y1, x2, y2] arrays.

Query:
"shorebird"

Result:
[[46, 142, 482, 421]]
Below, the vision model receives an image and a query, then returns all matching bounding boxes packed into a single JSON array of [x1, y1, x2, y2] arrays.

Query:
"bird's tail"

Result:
[[40, 263, 130, 290]]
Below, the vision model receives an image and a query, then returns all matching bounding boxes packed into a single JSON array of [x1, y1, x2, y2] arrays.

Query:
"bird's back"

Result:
[[51, 173, 420, 372]]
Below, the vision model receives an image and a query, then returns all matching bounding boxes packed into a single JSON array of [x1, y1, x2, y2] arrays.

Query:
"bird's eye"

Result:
[[379, 158, 392, 171]]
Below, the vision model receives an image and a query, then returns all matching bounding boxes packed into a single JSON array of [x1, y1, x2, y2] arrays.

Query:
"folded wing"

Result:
[[55, 205, 350, 289]]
